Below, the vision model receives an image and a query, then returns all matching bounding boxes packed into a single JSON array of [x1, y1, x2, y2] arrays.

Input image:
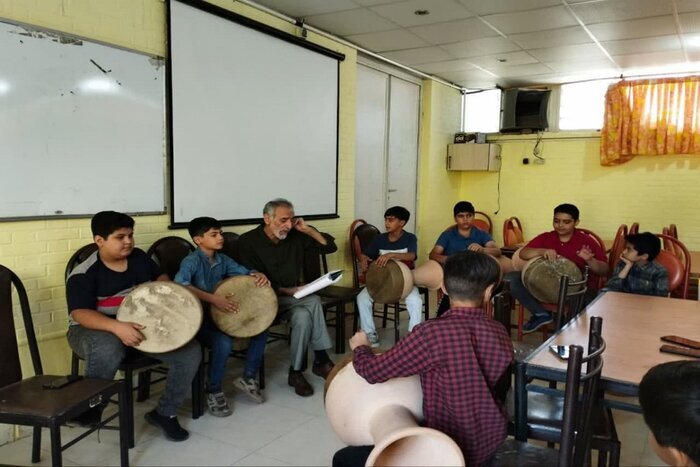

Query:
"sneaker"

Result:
[[206, 391, 233, 417], [367, 332, 380, 348], [144, 409, 190, 442], [522, 315, 554, 334], [234, 377, 264, 404]]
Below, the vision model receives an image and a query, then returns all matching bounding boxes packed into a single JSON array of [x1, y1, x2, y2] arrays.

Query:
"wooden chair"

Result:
[[350, 220, 430, 343], [1, 264, 129, 466], [491, 316, 607, 467], [607, 224, 628, 278], [515, 268, 589, 342], [503, 217, 525, 247], [655, 233, 691, 299], [475, 210, 493, 234], [628, 222, 639, 235]]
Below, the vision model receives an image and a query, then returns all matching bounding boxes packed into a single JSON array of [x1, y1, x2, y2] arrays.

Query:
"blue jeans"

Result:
[[504, 271, 549, 320], [67, 324, 201, 417], [197, 317, 268, 393]]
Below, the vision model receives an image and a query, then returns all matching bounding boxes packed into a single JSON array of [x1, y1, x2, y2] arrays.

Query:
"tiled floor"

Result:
[[0, 317, 664, 466]]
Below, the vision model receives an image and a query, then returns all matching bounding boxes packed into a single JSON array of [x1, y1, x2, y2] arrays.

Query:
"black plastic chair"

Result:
[[490, 316, 607, 467], [145, 236, 195, 279], [1, 264, 129, 467]]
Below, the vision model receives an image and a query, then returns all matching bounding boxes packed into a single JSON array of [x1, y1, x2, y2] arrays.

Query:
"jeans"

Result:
[[277, 294, 332, 371], [504, 271, 549, 319], [197, 317, 268, 392], [356, 286, 423, 334], [67, 324, 201, 417]]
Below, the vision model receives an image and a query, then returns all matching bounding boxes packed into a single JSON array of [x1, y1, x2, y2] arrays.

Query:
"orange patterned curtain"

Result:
[[600, 76, 700, 166]]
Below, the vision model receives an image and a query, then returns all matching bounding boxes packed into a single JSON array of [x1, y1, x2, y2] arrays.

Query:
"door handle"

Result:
[[387, 189, 398, 193]]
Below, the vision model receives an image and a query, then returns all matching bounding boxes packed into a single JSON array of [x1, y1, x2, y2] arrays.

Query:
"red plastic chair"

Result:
[[503, 216, 525, 247], [629, 222, 640, 234], [655, 233, 691, 299], [607, 224, 628, 278], [474, 210, 493, 234]]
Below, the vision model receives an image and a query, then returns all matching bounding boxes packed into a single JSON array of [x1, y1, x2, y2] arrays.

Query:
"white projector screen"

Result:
[[168, 0, 343, 226]]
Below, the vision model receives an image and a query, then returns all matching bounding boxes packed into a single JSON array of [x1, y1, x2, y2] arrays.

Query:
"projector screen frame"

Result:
[[166, 0, 345, 229]]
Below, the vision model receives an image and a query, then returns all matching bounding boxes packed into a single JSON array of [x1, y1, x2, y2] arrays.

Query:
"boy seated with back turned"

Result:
[[639, 360, 700, 466], [504, 203, 608, 334], [604, 232, 669, 297], [429, 201, 501, 316], [174, 217, 270, 416], [66, 211, 201, 441], [356, 206, 422, 347], [334, 251, 514, 467]]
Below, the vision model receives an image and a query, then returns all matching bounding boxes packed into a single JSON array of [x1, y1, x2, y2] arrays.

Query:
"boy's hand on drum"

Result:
[[349, 331, 370, 350], [543, 249, 558, 261], [467, 243, 483, 252], [375, 254, 393, 267], [114, 321, 145, 347], [213, 293, 239, 313], [250, 272, 270, 287]]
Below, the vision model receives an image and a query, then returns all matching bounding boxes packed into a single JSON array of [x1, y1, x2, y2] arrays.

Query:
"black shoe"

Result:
[[70, 405, 104, 428], [145, 409, 190, 442]]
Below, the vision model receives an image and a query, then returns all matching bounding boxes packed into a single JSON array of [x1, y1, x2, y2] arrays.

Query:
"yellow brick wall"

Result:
[[461, 132, 700, 250], [0, 0, 356, 389]]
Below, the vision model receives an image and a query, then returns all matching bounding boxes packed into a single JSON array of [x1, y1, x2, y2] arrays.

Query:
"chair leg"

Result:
[[71, 352, 80, 376], [352, 302, 359, 333], [31, 426, 41, 463], [382, 304, 388, 329], [191, 363, 203, 419], [49, 422, 62, 467], [423, 290, 430, 321], [118, 382, 130, 467], [394, 303, 400, 343], [124, 370, 135, 448], [517, 303, 525, 341], [336, 301, 345, 354], [136, 370, 151, 402], [259, 355, 266, 390]]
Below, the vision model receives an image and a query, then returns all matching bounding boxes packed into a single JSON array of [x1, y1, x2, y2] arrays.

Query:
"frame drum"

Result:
[[365, 259, 413, 304], [521, 256, 582, 304], [211, 276, 277, 338], [116, 282, 202, 353]]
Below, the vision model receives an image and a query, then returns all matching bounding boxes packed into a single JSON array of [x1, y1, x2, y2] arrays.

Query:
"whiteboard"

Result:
[[168, 0, 342, 226], [0, 21, 165, 219]]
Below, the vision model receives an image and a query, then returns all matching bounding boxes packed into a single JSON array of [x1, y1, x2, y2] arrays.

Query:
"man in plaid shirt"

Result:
[[333, 251, 514, 467]]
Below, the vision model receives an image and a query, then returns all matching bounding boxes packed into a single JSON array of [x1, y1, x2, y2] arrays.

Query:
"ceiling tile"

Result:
[[587, 16, 678, 41], [440, 36, 522, 58], [544, 58, 620, 74], [679, 12, 700, 33], [304, 8, 399, 35], [613, 50, 687, 69], [601, 35, 682, 56], [675, 0, 700, 14], [457, 0, 561, 16], [369, 0, 474, 28], [570, 0, 674, 24], [252, 0, 359, 17], [510, 26, 592, 49], [345, 29, 430, 51], [352, 0, 406, 6], [439, 68, 500, 82], [408, 17, 499, 44], [467, 50, 539, 67], [481, 62, 554, 77], [528, 43, 608, 62], [414, 59, 478, 73], [380, 46, 454, 64], [683, 32, 700, 49], [482, 6, 578, 35]]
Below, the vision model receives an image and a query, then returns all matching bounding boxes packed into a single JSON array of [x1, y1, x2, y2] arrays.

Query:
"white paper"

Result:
[[293, 270, 343, 299]]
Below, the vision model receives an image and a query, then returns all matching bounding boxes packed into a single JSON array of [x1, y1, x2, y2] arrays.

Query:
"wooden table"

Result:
[[516, 291, 700, 431]]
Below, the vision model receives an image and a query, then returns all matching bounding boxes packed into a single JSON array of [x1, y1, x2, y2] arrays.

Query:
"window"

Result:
[[462, 89, 501, 133], [558, 79, 618, 130]]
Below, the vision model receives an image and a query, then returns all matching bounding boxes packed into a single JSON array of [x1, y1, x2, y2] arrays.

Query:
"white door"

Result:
[[355, 64, 420, 233]]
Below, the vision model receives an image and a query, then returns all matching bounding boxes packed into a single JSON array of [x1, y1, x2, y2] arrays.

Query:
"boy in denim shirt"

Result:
[[175, 217, 269, 416]]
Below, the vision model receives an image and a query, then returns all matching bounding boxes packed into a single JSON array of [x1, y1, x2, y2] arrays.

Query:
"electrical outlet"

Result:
[[522, 157, 530, 165]]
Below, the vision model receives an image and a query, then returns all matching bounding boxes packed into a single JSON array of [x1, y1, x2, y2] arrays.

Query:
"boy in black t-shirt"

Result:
[[66, 211, 201, 441]]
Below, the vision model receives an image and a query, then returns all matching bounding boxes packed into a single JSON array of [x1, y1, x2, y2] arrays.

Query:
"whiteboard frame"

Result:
[[0, 18, 167, 221]]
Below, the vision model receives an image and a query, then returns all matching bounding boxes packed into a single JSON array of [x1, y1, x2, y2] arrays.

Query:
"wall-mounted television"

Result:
[[500, 88, 550, 132]]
